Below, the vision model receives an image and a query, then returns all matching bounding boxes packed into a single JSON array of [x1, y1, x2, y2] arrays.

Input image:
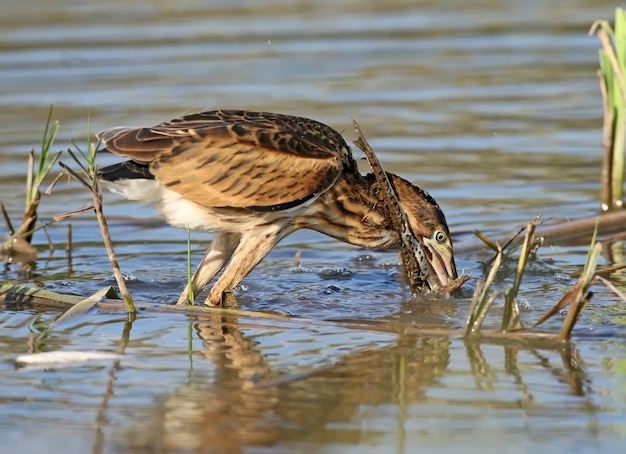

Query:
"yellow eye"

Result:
[[433, 230, 447, 243]]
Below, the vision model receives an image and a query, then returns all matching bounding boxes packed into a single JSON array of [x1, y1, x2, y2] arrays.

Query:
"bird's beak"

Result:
[[421, 237, 458, 290]]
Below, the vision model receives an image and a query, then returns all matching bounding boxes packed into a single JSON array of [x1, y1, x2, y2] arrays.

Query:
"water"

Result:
[[1, 0, 626, 452]]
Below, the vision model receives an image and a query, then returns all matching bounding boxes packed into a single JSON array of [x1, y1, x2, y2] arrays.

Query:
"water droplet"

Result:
[[122, 271, 137, 282]]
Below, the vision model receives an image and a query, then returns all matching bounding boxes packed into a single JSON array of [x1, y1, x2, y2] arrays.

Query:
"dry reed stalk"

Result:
[[55, 135, 136, 313]]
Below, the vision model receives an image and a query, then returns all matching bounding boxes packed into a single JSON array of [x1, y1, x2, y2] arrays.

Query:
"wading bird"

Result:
[[97, 110, 457, 305]]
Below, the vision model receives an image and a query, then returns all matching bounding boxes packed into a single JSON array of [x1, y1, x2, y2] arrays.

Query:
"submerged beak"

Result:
[[421, 237, 458, 290]]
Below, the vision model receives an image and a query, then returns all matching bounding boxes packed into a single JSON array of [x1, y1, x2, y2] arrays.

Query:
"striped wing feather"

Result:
[[97, 110, 350, 210]]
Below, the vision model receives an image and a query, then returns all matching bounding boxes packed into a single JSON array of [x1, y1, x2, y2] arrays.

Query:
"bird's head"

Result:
[[391, 174, 458, 291]]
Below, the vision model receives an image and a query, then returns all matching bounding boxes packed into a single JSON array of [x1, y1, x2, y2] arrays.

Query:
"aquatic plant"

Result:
[[55, 120, 136, 313], [591, 7, 626, 211], [1, 106, 61, 263]]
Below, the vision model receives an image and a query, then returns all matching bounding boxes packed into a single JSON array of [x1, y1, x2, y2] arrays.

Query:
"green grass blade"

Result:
[[464, 248, 502, 337], [67, 141, 90, 173], [187, 226, 194, 305], [615, 8, 626, 69], [583, 223, 600, 278]]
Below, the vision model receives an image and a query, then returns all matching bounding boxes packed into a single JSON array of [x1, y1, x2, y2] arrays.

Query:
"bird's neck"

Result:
[[297, 173, 398, 248]]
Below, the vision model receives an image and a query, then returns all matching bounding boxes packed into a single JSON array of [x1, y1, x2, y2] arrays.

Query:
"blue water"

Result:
[[1, 0, 625, 452]]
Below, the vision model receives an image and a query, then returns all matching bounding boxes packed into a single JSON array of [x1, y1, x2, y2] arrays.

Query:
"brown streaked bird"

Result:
[[96, 110, 457, 306]]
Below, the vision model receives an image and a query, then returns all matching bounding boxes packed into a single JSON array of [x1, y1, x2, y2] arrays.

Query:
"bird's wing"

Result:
[[97, 110, 353, 211]]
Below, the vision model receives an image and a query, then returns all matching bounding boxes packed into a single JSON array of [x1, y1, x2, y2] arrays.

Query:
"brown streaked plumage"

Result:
[[97, 110, 457, 306]]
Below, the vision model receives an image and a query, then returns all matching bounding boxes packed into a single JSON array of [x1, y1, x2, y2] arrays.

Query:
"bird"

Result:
[[96, 110, 458, 306]]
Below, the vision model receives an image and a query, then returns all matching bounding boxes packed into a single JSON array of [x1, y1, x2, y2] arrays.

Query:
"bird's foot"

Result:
[[220, 290, 239, 308]]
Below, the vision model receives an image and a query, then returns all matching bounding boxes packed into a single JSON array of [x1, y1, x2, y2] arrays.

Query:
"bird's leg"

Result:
[[204, 228, 285, 306], [176, 232, 241, 305]]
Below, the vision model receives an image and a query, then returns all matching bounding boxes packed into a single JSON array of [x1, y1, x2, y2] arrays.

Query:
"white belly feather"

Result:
[[101, 178, 291, 233]]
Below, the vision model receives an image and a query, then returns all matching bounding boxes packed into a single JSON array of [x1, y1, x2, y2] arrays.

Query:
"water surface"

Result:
[[1, 0, 626, 452]]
